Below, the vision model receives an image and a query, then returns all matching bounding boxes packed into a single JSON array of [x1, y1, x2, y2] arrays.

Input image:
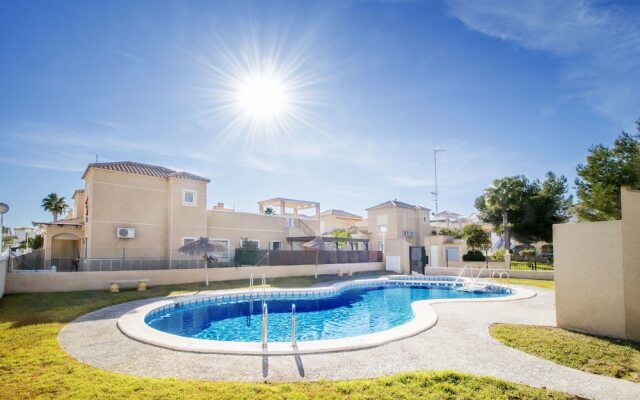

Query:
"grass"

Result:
[[493, 278, 555, 289], [490, 324, 640, 383], [0, 271, 576, 400]]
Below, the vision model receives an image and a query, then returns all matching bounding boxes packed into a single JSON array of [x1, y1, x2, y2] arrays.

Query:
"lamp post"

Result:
[[433, 148, 446, 214], [0, 203, 8, 253], [379, 225, 388, 254]]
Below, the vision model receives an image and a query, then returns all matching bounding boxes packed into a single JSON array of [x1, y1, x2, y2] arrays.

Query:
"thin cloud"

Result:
[[444, 0, 640, 125]]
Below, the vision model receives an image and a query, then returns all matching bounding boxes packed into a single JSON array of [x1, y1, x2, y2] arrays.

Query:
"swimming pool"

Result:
[[146, 284, 510, 342], [118, 277, 533, 354]]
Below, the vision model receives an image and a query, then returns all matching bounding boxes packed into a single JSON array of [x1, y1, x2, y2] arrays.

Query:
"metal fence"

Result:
[[9, 248, 383, 272], [234, 249, 383, 266]]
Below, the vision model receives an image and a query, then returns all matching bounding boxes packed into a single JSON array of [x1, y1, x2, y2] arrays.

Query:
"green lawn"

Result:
[[0, 272, 575, 399], [490, 324, 640, 383], [494, 278, 555, 289]]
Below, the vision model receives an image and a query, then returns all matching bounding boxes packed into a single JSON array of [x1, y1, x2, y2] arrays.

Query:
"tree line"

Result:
[[474, 118, 640, 249]]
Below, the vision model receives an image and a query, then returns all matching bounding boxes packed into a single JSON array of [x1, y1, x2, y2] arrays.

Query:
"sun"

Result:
[[192, 32, 325, 156], [238, 75, 287, 120]]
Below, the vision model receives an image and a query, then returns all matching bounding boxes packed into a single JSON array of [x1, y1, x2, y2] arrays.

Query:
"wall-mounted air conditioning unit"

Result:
[[403, 230, 415, 237], [116, 227, 135, 239]]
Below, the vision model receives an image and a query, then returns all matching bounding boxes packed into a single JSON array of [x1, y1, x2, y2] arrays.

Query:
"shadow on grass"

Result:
[[0, 271, 395, 329]]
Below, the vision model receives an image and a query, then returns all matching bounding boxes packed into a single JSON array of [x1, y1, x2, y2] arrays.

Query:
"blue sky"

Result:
[[1, 0, 639, 228]]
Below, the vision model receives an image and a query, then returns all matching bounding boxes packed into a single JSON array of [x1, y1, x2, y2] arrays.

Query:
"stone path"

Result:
[[59, 285, 640, 400]]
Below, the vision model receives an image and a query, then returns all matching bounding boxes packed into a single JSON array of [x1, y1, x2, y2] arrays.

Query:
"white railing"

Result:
[[455, 264, 472, 285], [499, 271, 511, 289], [261, 302, 268, 348], [291, 304, 297, 347], [249, 274, 254, 298]]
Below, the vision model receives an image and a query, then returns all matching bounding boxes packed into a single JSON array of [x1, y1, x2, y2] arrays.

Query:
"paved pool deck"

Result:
[[59, 284, 640, 400]]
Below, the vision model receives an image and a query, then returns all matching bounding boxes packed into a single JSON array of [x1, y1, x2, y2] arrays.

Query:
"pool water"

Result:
[[146, 285, 510, 342]]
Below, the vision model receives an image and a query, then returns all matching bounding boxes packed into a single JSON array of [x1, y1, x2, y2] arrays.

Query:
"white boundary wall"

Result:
[[423, 266, 554, 281], [0, 257, 6, 298], [5, 262, 384, 293]]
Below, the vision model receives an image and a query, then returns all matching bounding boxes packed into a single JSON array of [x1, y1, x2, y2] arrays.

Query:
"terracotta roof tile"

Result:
[[82, 161, 210, 182]]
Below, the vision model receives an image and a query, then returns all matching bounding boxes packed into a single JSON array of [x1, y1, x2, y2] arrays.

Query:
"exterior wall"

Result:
[[554, 187, 640, 341], [319, 214, 361, 234], [13, 228, 35, 243], [621, 188, 640, 341], [367, 206, 430, 251], [5, 262, 384, 293], [554, 220, 626, 339], [86, 168, 170, 258], [43, 225, 84, 258], [167, 177, 208, 261], [72, 191, 86, 219], [0, 256, 6, 298], [385, 238, 411, 274], [85, 168, 208, 259], [424, 235, 468, 267], [207, 210, 288, 258]]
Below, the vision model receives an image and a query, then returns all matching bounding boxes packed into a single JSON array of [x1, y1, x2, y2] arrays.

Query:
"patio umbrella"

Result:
[[178, 237, 227, 287], [303, 236, 330, 279]]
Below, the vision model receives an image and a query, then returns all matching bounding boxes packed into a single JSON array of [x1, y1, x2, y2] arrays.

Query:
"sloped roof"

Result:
[[432, 210, 461, 218], [81, 161, 210, 182], [366, 200, 430, 211], [320, 209, 363, 219]]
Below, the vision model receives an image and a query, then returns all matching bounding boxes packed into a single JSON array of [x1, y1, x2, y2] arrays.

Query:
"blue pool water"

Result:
[[146, 284, 510, 342]]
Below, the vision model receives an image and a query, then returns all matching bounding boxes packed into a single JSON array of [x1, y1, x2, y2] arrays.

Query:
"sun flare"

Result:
[[237, 75, 287, 120]]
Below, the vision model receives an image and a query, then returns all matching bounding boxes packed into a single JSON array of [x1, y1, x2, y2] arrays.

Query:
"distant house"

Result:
[[430, 211, 480, 230], [26, 161, 441, 273]]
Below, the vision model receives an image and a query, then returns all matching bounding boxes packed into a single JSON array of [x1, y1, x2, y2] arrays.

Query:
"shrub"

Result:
[[491, 248, 506, 262], [463, 250, 486, 262]]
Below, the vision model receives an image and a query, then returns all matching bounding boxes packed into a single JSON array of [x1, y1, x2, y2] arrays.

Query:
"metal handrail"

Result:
[[249, 274, 254, 298], [291, 304, 297, 347], [499, 272, 511, 289], [455, 264, 471, 285], [261, 302, 268, 348]]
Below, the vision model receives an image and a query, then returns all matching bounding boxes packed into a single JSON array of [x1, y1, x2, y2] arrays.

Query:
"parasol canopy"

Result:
[[302, 236, 330, 251], [178, 237, 227, 257]]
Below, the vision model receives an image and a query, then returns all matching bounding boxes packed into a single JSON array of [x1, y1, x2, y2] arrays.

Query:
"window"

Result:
[[241, 239, 260, 249], [423, 216, 428, 223], [376, 214, 388, 226], [182, 237, 196, 246], [210, 238, 230, 262], [270, 241, 281, 250], [183, 190, 197, 206]]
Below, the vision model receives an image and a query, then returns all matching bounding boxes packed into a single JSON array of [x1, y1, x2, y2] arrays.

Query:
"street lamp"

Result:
[[0, 203, 8, 253], [433, 148, 446, 215], [379, 225, 388, 254]]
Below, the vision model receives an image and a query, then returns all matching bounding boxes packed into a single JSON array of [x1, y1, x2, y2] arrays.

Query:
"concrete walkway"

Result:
[[59, 285, 640, 400]]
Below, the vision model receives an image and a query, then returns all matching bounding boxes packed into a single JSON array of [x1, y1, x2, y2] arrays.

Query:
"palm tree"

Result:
[[482, 177, 525, 250], [41, 193, 68, 222]]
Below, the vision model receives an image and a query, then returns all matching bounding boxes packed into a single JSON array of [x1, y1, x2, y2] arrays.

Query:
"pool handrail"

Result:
[[291, 304, 297, 347], [261, 302, 268, 348]]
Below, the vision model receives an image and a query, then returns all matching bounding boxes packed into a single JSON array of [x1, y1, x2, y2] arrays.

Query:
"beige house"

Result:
[[430, 211, 480, 231], [319, 209, 364, 235], [365, 200, 431, 251], [30, 162, 441, 274], [31, 162, 334, 270]]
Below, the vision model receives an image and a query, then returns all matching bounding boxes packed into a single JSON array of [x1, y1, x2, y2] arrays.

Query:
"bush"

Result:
[[491, 248, 506, 262], [462, 250, 486, 261]]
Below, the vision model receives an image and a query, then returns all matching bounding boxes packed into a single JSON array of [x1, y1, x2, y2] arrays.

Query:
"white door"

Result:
[[430, 245, 440, 267], [385, 255, 401, 273]]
